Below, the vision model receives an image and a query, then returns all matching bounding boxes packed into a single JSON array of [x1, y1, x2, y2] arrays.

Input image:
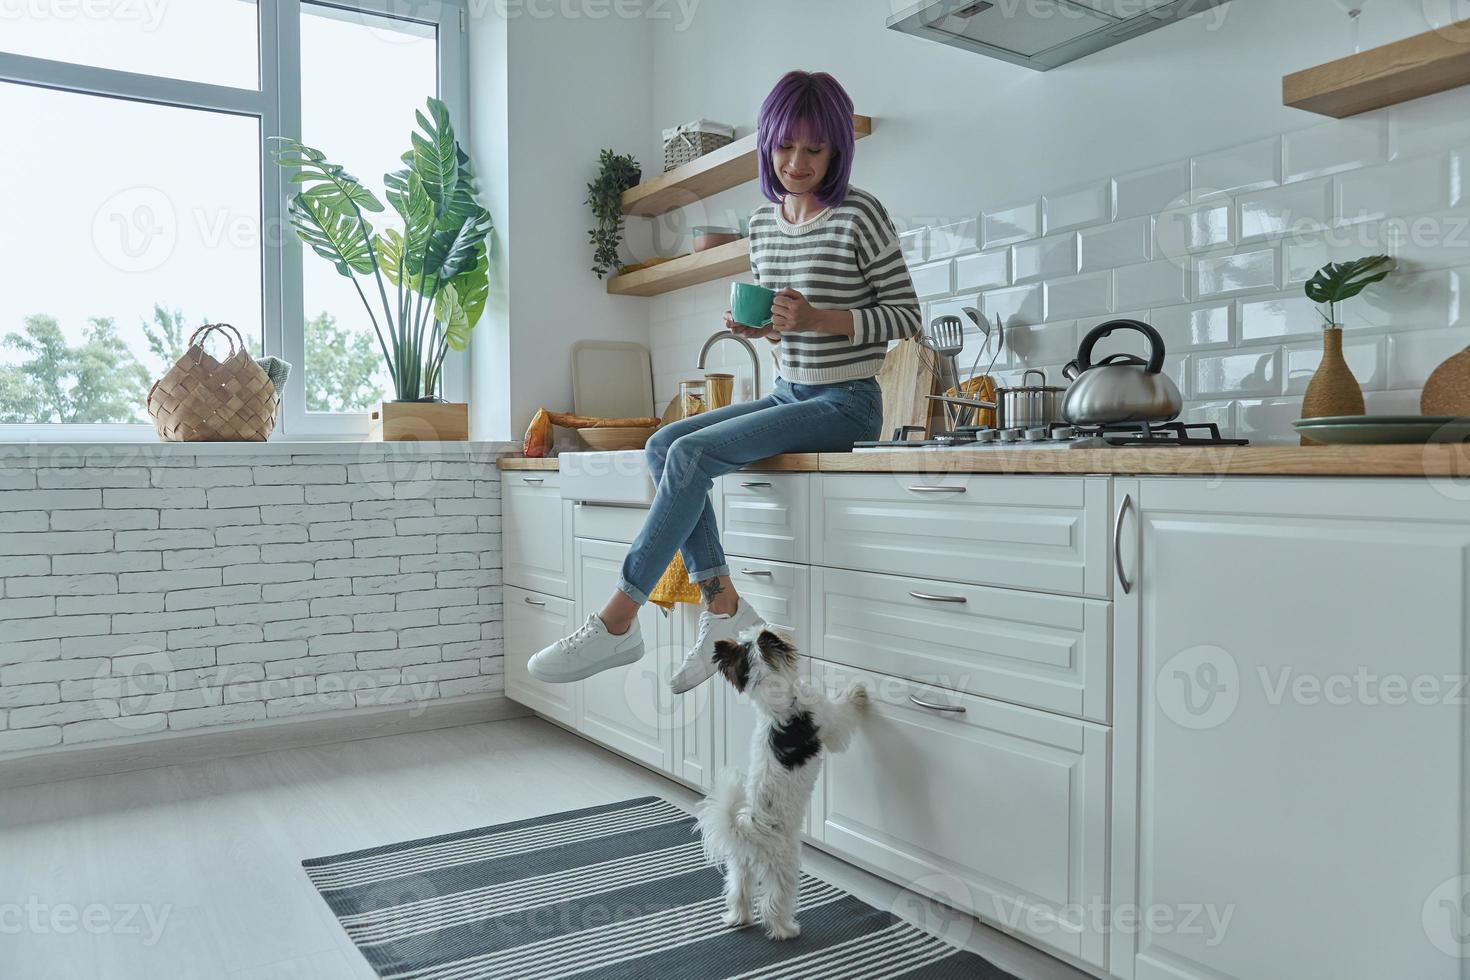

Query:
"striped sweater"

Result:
[[748, 187, 922, 384]]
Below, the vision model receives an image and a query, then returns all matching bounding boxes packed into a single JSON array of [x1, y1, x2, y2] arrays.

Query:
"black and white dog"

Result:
[[696, 627, 868, 940]]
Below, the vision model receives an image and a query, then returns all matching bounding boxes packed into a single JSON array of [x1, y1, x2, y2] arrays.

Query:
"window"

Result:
[[0, 0, 468, 438]]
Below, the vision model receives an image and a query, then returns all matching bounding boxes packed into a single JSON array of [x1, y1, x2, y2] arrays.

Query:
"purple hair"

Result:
[[757, 71, 855, 209]]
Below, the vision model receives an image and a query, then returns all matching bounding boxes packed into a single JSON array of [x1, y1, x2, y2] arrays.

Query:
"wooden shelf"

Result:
[[605, 238, 750, 297], [621, 115, 873, 218], [1285, 19, 1470, 118]]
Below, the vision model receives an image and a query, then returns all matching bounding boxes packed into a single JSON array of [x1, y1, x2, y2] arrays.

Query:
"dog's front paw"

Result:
[[765, 920, 801, 941], [846, 683, 870, 709], [721, 908, 755, 929]]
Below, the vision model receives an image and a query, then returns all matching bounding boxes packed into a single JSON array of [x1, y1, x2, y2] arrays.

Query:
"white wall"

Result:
[[469, 4, 656, 442]]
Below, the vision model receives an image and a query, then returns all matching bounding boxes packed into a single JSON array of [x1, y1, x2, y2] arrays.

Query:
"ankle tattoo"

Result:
[[700, 579, 726, 605]]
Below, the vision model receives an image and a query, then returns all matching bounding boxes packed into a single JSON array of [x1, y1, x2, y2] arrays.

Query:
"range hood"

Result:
[[886, 0, 1232, 71]]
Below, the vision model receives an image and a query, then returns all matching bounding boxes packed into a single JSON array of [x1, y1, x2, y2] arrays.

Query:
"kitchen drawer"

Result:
[[812, 566, 1110, 723], [573, 502, 649, 546], [503, 586, 577, 726], [729, 558, 811, 644], [813, 473, 1112, 598], [814, 660, 1109, 969], [720, 474, 810, 563], [503, 472, 574, 599]]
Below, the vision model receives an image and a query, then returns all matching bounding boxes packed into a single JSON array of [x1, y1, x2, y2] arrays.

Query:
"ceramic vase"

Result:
[[1300, 326, 1364, 446], [1421, 343, 1470, 417]]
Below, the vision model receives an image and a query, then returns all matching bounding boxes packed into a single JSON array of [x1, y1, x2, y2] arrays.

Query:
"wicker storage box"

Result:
[[662, 119, 736, 172], [146, 323, 279, 442]]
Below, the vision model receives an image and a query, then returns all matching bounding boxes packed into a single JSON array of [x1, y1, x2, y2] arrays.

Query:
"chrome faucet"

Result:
[[697, 330, 760, 399]]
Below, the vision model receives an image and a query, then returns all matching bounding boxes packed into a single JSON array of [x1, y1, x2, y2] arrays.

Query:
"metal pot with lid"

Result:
[[997, 368, 1067, 429], [1061, 319, 1183, 426]]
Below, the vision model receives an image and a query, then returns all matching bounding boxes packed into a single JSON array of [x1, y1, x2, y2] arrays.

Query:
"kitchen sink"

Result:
[[558, 450, 656, 506]]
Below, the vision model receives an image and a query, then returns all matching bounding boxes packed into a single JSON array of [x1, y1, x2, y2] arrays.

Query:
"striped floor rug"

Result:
[[304, 796, 1018, 979]]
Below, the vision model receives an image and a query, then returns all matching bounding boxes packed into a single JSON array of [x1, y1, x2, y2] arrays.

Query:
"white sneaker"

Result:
[[670, 598, 765, 694], [528, 614, 645, 684]]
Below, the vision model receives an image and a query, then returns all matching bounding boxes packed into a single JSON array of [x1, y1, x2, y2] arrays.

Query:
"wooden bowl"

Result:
[[577, 426, 657, 451]]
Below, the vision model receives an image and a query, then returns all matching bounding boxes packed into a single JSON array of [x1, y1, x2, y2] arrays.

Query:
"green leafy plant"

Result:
[[1304, 255, 1395, 327], [587, 150, 641, 279], [272, 97, 493, 403]]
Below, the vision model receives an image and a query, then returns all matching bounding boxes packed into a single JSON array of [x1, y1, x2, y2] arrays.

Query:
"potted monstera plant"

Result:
[[272, 97, 493, 440]]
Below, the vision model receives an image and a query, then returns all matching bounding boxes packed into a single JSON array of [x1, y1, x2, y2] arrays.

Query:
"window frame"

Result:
[[0, 0, 470, 443]]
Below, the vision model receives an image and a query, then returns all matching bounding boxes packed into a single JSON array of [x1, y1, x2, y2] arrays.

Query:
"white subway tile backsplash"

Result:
[[1282, 116, 1389, 183], [1195, 347, 1283, 398], [1044, 182, 1112, 235], [982, 201, 1041, 249], [1285, 335, 1386, 394], [1239, 292, 1323, 343], [1194, 246, 1281, 300], [1154, 203, 1233, 258], [930, 219, 981, 258], [1236, 395, 1306, 445], [1079, 216, 1152, 273], [1013, 234, 1079, 284], [1390, 87, 1470, 162], [1238, 178, 1333, 242], [1003, 320, 1079, 368], [1115, 259, 1189, 310], [1336, 153, 1458, 226], [1192, 137, 1282, 202], [899, 227, 929, 264], [980, 282, 1045, 328], [1386, 327, 1470, 389], [1045, 271, 1113, 321], [1356, 267, 1469, 331], [1151, 301, 1234, 351], [1183, 400, 1237, 437], [911, 259, 955, 299], [954, 249, 1011, 291], [1113, 160, 1192, 221]]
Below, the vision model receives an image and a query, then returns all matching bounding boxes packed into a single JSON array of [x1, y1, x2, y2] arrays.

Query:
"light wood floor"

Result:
[[0, 717, 1092, 980]]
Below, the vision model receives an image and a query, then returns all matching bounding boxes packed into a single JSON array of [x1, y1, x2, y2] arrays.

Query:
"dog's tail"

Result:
[[695, 769, 752, 865]]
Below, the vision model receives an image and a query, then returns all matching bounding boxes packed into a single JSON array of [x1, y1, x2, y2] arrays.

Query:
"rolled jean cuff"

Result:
[[616, 577, 650, 605], [687, 563, 730, 584]]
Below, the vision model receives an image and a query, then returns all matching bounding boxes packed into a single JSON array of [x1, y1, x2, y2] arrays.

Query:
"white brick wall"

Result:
[[0, 443, 509, 755], [648, 87, 1470, 444]]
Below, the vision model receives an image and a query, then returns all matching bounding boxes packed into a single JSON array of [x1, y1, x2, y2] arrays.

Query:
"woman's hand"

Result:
[[724, 311, 776, 341], [771, 288, 854, 338]]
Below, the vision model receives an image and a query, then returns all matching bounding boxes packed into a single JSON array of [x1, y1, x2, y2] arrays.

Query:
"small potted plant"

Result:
[[587, 150, 641, 279], [272, 98, 493, 441], [1299, 255, 1395, 445]]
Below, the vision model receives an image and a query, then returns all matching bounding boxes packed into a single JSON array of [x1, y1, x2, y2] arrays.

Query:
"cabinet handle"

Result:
[[740, 481, 773, 489], [909, 591, 967, 604], [521, 477, 545, 484], [1114, 492, 1133, 596], [909, 695, 966, 714], [907, 485, 965, 494], [523, 597, 547, 606], [740, 569, 773, 577]]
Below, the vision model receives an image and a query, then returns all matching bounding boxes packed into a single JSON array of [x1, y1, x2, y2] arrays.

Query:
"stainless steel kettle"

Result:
[[1061, 319, 1183, 426]]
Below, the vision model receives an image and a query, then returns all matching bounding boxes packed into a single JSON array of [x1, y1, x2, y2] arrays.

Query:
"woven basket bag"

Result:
[[146, 323, 280, 442]]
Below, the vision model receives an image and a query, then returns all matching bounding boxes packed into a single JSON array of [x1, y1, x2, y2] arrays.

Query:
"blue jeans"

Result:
[[618, 377, 883, 603]]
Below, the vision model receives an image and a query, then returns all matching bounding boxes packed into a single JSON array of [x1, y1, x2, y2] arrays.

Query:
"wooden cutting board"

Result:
[[876, 339, 940, 440]]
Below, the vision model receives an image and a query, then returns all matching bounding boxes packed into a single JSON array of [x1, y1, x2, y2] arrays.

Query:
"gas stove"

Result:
[[852, 421, 1249, 452]]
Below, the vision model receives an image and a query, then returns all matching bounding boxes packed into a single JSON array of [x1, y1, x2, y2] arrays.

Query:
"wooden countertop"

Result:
[[500, 445, 1470, 477]]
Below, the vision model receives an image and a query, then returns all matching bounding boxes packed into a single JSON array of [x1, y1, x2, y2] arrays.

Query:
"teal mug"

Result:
[[730, 282, 777, 327]]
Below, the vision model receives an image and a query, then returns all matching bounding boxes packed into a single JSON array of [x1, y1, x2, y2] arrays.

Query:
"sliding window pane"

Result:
[[0, 83, 262, 425], [299, 2, 437, 413]]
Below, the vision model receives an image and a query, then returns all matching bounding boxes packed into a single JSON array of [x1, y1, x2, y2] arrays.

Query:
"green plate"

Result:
[[1292, 415, 1470, 445]]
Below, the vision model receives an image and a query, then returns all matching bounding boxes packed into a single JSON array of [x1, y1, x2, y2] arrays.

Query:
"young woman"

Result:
[[530, 70, 921, 691]]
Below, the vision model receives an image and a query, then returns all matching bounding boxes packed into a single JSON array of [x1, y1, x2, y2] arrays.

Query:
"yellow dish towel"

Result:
[[649, 551, 703, 611]]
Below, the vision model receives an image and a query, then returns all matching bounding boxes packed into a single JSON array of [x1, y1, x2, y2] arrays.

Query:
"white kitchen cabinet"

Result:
[[502, 471, 574, 598], [814, 660, 1110, 969], [813, 473, 1113, 598], [503, 586, 578, 726], [1111, 477, 1470, 980], [812, 564, 1111, 723], [720, 473, 811, 563], [573, 538, 673, 772]]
